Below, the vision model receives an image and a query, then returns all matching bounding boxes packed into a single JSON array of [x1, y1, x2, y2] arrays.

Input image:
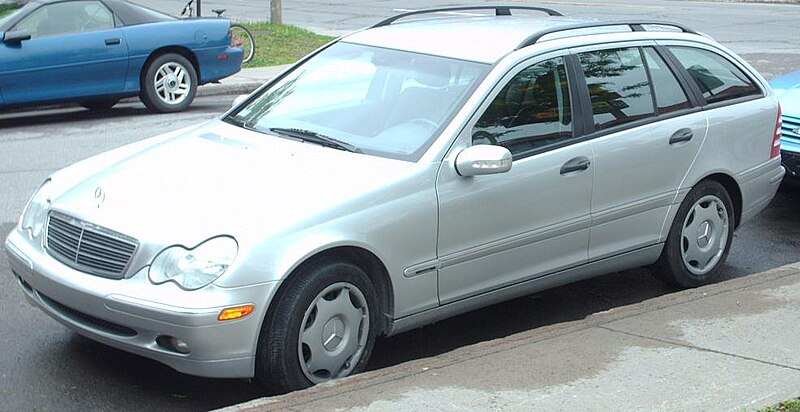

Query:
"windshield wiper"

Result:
[[269, 127, 361, 153]]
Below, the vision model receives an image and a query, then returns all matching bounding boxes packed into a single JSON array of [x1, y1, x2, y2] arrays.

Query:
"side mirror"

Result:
[[455, 144, 512, 177], [2, 29, 32, 44], [232, 94, 248, 108]]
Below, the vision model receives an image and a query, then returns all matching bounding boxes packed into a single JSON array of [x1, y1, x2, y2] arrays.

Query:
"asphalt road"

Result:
[[2, 1, 800, 409], [138, 0, 800, 78]]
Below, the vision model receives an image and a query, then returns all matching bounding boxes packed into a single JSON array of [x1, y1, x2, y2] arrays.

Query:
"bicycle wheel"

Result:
[[230, 24, 256, 64]]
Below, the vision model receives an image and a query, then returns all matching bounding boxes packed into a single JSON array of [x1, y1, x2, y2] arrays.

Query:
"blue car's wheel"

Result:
[[140, 53, 197, 113]]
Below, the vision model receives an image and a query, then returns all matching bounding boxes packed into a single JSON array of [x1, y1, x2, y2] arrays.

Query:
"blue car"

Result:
[[770, 71, 800, 179], [0, 0, 243, 113]]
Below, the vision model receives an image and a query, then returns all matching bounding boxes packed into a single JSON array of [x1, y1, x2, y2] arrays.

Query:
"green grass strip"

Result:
[[239, 23, 336, 67]]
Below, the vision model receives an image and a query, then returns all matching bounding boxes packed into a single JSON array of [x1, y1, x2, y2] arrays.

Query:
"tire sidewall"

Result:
[[662, 180, 735, 287], [141, 53, 197, 113], [255, 260, 379, 395]]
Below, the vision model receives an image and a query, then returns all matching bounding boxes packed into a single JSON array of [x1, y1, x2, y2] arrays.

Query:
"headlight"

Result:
[[20, 179, 52, 238], [148, 236, 238, 290]]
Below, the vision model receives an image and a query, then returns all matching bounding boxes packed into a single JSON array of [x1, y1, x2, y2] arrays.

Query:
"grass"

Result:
[[758, 398, 800, 412], [238, 23, 336, 67]]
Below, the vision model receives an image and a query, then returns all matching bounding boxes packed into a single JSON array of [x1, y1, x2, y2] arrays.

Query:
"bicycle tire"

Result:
[[230, 24, 256, 64]]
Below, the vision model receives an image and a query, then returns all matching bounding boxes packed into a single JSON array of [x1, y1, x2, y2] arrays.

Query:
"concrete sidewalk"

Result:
[[222, 264, 800, 411], [197, 65, 291, 97]]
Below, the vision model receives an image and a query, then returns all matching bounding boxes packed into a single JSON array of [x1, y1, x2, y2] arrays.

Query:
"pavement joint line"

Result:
[[596, 325, 800, 373], [225, 267, 800, 411]]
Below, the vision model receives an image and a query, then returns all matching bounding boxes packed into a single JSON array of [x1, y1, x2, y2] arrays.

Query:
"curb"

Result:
[[217, 262, 800, 411]]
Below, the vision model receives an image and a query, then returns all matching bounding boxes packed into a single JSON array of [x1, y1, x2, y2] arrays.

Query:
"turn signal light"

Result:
[[218, 304, 255, 321]]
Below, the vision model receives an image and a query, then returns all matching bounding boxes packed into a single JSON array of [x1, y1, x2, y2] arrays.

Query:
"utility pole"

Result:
[[271, 0, 282, 24]]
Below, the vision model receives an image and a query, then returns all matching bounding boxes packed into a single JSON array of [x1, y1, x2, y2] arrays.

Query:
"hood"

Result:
[[48, 120, 411, 247], [770, 71, 800, 116]]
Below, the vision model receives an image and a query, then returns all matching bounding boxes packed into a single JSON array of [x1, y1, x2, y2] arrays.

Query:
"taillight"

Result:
[[771, 104, 782, 159]]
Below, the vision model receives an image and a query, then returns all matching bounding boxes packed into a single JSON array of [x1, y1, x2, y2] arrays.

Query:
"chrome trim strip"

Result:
[[591, 192, 676, 227], [438, 216, 590, 270]]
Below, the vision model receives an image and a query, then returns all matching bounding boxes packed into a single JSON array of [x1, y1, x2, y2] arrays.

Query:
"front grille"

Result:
[[46, 212, 138, 279], [781, 115, 800, 140]]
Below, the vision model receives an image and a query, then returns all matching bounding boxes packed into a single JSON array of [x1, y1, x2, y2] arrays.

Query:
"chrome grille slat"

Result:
[[45, 212, 138, 279], [782, 116, 800, 139]]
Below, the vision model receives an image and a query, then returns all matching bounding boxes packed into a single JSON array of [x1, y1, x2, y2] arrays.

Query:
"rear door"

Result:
[[0, 0, 128, 104], [574, 44, 708, 260]]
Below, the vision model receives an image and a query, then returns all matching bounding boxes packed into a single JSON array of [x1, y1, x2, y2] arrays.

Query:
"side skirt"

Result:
[[387, 243, 663, 336]]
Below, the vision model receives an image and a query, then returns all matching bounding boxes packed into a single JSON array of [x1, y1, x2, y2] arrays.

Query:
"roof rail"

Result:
[[371, 5, 563, 28], [516, 21, 698, 49]]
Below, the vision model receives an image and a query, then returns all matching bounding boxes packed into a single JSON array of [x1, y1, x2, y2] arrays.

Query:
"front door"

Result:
[[0, 0, 128, 104], [436, 55, 594, 304]]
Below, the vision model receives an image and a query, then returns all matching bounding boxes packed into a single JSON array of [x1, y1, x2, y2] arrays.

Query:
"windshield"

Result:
[[225, 42, 488, 161], [0, 1, 29, 30]]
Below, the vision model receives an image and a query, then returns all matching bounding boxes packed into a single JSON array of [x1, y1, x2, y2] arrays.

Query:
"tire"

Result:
[[255, 259, 378, 395], [140, 53, 197, 113], [80, 99, 119, 111], [653, 179, 735, 288], [230, 24, 255, 64]]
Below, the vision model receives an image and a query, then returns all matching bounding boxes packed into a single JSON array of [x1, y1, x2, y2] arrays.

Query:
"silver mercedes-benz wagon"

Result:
[[5, 5, 785, 394]]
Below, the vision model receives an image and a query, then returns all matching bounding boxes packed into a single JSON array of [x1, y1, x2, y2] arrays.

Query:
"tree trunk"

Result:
[[270, 0, 282, 24]]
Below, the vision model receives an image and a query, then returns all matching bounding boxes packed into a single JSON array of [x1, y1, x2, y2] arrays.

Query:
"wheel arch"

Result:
[[263, 245, 395, 337], [140, 46, 201, 85], [699, 173, 742, 228]]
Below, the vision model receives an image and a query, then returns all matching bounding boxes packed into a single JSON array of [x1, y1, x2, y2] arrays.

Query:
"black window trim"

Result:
[[658, 44, 765, 111], [642, 46, 694, 117]]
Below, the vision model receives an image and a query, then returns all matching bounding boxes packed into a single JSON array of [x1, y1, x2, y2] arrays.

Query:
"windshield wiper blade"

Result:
[[269, 127, 361, 153]]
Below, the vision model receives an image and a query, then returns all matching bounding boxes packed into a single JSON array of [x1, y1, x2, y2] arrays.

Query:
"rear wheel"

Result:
[[255, 259, 378, 395], [653, 179, 734, 288], [140, 53, 197, 113]]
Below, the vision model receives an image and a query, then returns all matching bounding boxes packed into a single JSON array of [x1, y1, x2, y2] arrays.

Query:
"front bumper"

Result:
[[4, 228, 278, 379]]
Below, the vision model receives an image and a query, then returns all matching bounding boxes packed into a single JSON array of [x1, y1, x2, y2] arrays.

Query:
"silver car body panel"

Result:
[[4, 17, 785, 378]]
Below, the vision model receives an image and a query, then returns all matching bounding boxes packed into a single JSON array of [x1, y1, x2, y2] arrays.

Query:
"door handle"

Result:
[[669, 128, 694, 145], [560, 156, 591, 175], [105, 38, 121, 45]]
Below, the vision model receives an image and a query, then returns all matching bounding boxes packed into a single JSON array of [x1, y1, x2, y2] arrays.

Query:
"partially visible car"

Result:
[[0, 0, 243, 113], [770, 71, 800, 179]]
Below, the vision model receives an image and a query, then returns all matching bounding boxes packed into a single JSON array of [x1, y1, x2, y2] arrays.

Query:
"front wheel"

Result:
[[230, 24, 255, 64], [653, 179, 735, 288], [255, 260, 378, 395], [140, 53, 197, 113]]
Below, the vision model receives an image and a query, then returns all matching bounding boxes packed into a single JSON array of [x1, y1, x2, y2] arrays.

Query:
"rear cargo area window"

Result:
[[668, 46, 760, 104]]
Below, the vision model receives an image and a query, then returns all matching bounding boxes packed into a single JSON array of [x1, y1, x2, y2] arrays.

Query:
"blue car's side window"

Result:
[[14, 1, 114, 38]]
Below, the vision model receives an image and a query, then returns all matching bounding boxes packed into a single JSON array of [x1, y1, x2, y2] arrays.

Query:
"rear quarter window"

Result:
[[668, 46, 761, 104]]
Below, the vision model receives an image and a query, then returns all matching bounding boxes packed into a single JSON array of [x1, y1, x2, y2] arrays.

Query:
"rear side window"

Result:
[[579, 47, 655, 131], [668, 46, 760, 104], [643, 48, 691, 114]]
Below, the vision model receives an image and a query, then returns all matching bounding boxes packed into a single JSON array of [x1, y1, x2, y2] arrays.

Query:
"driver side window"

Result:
[[472, 57, 573, 159], [15, 1, 114, 38]]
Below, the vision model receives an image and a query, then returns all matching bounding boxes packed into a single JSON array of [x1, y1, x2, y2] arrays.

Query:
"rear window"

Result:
[[668, 46, 760, 104]]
